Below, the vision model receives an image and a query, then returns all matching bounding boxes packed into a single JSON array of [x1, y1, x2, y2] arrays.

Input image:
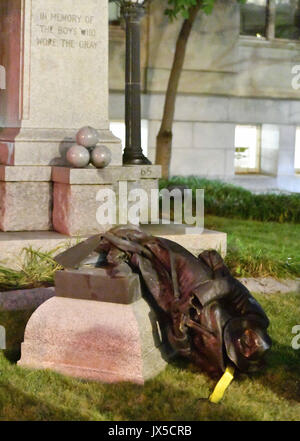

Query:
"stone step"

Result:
[[0, 226, 227, 269]]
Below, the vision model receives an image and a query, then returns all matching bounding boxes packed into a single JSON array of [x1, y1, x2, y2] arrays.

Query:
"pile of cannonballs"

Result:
[[66, 126, 112, 169]]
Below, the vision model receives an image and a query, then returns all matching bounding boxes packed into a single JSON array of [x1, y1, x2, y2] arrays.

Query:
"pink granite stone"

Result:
[[0, 181, 52, 231], [52, 183, 113, 236], [18, 296, 167, 384]]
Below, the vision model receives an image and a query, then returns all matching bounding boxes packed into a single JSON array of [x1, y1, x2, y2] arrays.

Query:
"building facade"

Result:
[[109, 0, 300, 191]]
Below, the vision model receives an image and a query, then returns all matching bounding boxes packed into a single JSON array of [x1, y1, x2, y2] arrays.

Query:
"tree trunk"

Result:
[[155, 2, 201, 179]]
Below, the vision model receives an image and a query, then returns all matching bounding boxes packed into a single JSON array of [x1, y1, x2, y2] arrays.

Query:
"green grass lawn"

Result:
[[205, 216, 300, 279], [0, 291, 299, 421]]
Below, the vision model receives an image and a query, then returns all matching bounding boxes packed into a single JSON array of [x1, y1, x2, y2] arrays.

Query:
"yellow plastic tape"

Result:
[[209, 365, 235, 404]]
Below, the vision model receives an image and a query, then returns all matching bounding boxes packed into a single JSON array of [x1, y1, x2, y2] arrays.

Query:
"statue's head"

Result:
[[223, 318, 272, 372]]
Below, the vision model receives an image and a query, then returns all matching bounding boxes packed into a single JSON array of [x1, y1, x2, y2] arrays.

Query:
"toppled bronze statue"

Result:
[[55, 225, 271, 379]]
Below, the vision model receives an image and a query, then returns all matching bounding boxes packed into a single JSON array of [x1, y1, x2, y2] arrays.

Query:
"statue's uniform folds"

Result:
[[56, 225, 272, 378]]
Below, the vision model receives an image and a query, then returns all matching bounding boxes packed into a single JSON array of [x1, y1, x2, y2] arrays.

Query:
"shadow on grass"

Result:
[[253, 339, 300, 403], [0, 382, 92, 421], [93, 385, 256, 421], [99, 360, 259, 421], [0, 309, 35, 363], [0, 354, 262, 421]]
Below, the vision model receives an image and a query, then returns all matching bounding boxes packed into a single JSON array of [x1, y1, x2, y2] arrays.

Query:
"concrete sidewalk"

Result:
[[223, 174, 300, 194]]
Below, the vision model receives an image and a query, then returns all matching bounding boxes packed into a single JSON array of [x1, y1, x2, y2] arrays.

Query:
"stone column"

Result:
[[277, 125, 296, 176], [260, 125, 280, 176], [0, 0, 122, 166], [276, 125, 299, 192]]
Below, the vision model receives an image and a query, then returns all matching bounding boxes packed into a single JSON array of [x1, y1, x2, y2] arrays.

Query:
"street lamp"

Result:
[[110, 0, 152, 165]]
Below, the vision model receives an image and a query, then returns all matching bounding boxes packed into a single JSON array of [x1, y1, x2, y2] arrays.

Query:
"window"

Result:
[[234, 125, 261, 173], [294, 127, 300, 172], [241, 0, 300, 41], [110, 120, 149, 157], [109, 2, 121, 25], [275, 0, 300, 40], [240, 0, 267, 38]]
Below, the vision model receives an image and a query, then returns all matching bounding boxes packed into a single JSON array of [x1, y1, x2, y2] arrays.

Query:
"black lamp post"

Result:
[[111, 0, 151, 165]]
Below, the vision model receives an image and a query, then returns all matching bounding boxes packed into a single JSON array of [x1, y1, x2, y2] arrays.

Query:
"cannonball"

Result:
[[66, 144, 90, 168], [76, 126, 99, 148], [91, 144, 112, 168]]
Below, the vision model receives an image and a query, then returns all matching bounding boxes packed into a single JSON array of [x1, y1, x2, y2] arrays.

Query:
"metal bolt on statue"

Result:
[[55, 225, 272, 399]]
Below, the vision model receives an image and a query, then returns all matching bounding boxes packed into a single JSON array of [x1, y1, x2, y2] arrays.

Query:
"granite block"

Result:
[[55, 268, 142, 304], [0, 166, 52, 182], [52, 166, 141, 185], [0, 182, 52, 231], [52, 182, 114, 236], [18, 296, 168, 384]]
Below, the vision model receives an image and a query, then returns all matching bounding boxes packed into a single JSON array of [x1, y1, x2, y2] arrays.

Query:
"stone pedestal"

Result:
[[0, 166, 52, 231], [52, 165, 162, 235], [0, 0, 124, 232], [18, 267, 168, 384], [0, 0, 121, 166], [0, 163, 162, 233]]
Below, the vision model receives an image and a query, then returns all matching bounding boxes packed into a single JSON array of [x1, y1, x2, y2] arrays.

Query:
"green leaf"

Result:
[[181, 8, 189, 19]]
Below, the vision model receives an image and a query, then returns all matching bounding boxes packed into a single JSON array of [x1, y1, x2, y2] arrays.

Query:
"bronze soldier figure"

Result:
[[55, 225, 271, 378]]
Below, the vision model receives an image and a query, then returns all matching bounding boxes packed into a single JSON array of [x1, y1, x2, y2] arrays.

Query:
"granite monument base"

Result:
[[52, 165, 162, 236], [0, 166, 52, 231], [0, 164, 161, 233], [0, 129, 122, 167], [18, 267, 169, 384]]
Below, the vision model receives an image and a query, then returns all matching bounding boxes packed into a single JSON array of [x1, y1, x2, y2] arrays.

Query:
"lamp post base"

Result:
[[123, 153, 152, 166]]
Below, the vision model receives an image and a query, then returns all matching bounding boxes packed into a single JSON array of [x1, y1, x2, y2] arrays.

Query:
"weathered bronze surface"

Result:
[[55, 225, 272, 377]]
